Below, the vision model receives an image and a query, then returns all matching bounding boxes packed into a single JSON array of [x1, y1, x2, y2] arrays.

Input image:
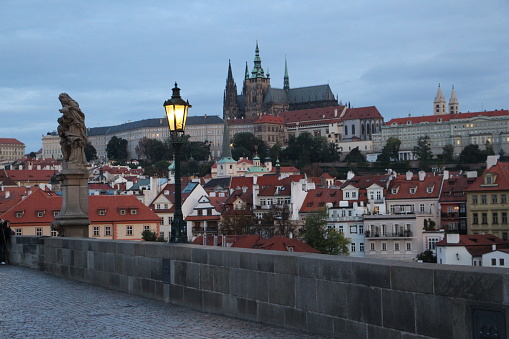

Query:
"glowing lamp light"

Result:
[[164, 83, 191, 135]]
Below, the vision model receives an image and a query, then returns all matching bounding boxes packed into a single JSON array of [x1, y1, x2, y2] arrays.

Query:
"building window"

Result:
[[503, 213, 508, 224], [472, 195, 478, 204], [351, 243, 356, 252], [126, 225, 133, 236], [394, 243, 400, 251], [370, 243, 375, 251], [338, 226, 344, 234], [481, 195, 487, 204], [159, 231, 164, 239], [382, 243, 387, 251], [359, 243, 364, 252], [419, 204, 425, 212], [345, 192, 350, 198], [359, 225, 364, 234], [51, 230, 58, 237], [144, 225, 150, 231], [500, 259, 505, 266], [93, 226, 100, 236], [160, 217, 164, 225], [503, 232, 508, 241], [120, 209, 127, 215], [473, 213, 479, 224], [428, 238, 439, 250], [37, 211, 44, 217], [406, 242, 412, 251], [410, 188, 416, 194], [482, 213, 488, 224], [16, 212, 23, 218], [105, 226, 111, 236], [36, 228, 42, 236], [493, 213, 499, 224], [131, 209, 138, 215], [502, 194, 507, 203], [350, 226, 357, 234], [492, 194, 498, 204], [492, 258, 496, 266], [15, 229, 22, 236]]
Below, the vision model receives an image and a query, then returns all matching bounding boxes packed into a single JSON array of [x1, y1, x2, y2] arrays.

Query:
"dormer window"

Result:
[[485, 176, 493, 184], [53, 211, 59, 217], [37, 211, 45, 218], [98, 209, 106, 216], [391, 188, 398, 194], [427, 187, 433, 193], [410, 188, 416, 194], [119, 209, 127, 215], [16, 211, 23, 218], [130, 209, 138, 215]]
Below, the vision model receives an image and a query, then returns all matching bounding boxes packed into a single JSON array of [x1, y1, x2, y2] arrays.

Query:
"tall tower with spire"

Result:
[[223, 60, 239, 120], [448, 85, 459, 114], [433, 84, 447, 115], [283, 57, 290, 92], [243, 41, 271, 118]]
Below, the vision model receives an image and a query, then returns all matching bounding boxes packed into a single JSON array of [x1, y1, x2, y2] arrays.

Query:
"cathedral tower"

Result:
[[243, 41, 271, 118], [448, 85, 459, 114], [433, 84, 447, 115], [223, 60, 240, 119]]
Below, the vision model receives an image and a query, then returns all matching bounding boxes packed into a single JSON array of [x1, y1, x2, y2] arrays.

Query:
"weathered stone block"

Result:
[[256, 253, 275, 273], [316, 279, 348, 318], [414, 294, 453, 339], [150, 258, 162, 281], [169, 283, 183, 303], [87, 250, 94, 270], [367, 324, 403, 339], [434, 266, 504, 302], [274, 253, 299, 275], [257, 302, 285, 326], [222, 249, 240, 269], [268, 273, 295, 307], [352, 261, 391, 288], [284, 307, 307, 332], [296, 276, 317, 311], [307, 312, 335, 337], [200, 265, 214, 291], [207, 248, 223, 267], [168, 244, 193, 262], [239, 251, 258, 271], [192, 247, 208, 264], [347, 285, 382, 326], [333, 318, 368, 339], [382, 289, 415, 333], [202, 290, 224, 314], [236, 297, 258, 321], [182, 286, 203, 310], [391, 263, 434, 294]]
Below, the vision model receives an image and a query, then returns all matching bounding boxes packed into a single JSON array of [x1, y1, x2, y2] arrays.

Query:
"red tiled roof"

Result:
[[254, 115, 284, 124], [229, 235, 321, 253], [437, 234, 506, 247], [386, 173, 442, 200], [0, 188, 160, 224], [0, 138, 24, 145], [465, 162, 509, 192], [227, 118, 257, 125], [280, 106, 346, 127], [385, 110, 509, 126], [300, 188, 343, 213], [342, 106, 383, 120], [6, 170, 57, 182]]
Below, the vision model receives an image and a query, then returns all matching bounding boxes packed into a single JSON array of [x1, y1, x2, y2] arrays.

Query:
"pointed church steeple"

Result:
[[223, 59, 239, 119], [284, 57, 290, 92], [433, 84, 447, 115], [448, 85, 459, 114], [251, 41, 265, 79], [244, 62, 249, 80]]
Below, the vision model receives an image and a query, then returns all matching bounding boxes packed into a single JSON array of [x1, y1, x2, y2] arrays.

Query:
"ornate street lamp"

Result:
[[164, 82, 191, 243]]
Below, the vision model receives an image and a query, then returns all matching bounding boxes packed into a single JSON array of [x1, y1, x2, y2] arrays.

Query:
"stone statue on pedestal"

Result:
[[51, 93, 90, 237]]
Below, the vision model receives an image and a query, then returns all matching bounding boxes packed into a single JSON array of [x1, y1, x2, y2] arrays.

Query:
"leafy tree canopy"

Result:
[[84, 142, 98, 162], [106, 136, 128, 162], [301, 210, 350, 255], [459, 144, 486, 164], [344, 146, 366, 163]]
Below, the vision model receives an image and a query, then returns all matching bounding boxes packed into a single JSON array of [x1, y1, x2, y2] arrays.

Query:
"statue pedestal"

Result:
[[51, 165, 90, 238]]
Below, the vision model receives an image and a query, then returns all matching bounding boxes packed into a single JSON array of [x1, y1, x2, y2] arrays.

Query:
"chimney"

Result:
[[418, 170, 425, 181], [334, 108, 337, 117], [406, 171, 412, 181], [492, 244, 497, 251], [443, 170, 449, 180], [5, 191, 10, 199], [446, 233, 460, 244], [347, 171, 355, 180]]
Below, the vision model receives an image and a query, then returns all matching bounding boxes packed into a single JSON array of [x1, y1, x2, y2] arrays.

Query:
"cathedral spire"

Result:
[[251, 41, 265, 79], [448, 85, 459, 114], [284, 57, 290, 92], [223, 60, 238, 119], [245, 62, 249, 80], [433, 84, 446, 115]]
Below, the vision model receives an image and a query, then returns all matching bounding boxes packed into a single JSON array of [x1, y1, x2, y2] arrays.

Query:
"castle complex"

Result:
[[223, 42, 338, 119]]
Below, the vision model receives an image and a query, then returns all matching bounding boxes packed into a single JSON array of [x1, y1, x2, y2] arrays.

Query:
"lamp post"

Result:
[[164, 82, 191, 243]]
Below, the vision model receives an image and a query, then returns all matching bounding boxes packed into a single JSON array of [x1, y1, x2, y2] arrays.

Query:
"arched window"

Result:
[[372, 123, 376, 134], [352, 124, 356, 135], [361, 123, 365, 135], [366, 123, 370, 134], [345, 125, 348, 135]]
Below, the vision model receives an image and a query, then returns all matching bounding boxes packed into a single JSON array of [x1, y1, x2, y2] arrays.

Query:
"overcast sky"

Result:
[[1, 1, 508, 152]]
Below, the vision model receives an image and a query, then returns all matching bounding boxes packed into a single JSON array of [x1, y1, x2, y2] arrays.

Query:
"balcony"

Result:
[[365, 230, 413, 238], [441, 212, 459, 219], [327, 216, 363, 222]]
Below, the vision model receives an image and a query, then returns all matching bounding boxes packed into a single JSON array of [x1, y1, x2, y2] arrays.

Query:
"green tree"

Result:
[[28, 151, 37, 158], [482, 141, 495, 157], [344, 146, 366, 163], [106, 136, 128, 162], [499, 149, 509, 161], [442, 144, 455, 163], [301, 210, 350, 255], [231, 132, 268, 161], [378, 137, 401, 164], [459, 144, 486, 164], [282, 133, 341, 169], [412, 136, 433, 169], [417, 250, 437, 263], [220, 209, 255, 235], [84, 142, 98, 162]]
